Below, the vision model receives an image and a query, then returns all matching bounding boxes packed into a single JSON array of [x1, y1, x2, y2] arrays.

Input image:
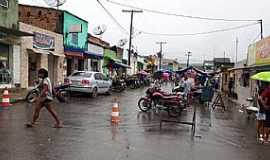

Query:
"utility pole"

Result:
[[235, 37, 239, 64], [156, 42, 167, 70], [223, 51, 226, 63], [122, 9, 143, 65], [259, 19, 263, 40], [186, 51, 192, 67]]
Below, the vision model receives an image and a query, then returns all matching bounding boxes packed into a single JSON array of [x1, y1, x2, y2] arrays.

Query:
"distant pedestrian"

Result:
[[26, 68, 63, 128], [228, 77, 234, 95], [183, 76, 192, 97]]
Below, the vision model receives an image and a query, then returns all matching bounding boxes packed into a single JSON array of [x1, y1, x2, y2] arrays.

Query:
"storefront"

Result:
[[84, 43, 103, 72], [0, 28, 32, 88], [103, 49, 129, 78], [20, 23, 65, 88], [0, 0, 33, 88], [63, 11, 88, 76], [64, 48, 84, 75], [0, 43, 12, 86], [223, 36, 270, 101]]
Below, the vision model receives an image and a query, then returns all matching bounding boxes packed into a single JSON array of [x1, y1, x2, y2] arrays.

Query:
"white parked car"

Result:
[[65, 71, 112, 97]]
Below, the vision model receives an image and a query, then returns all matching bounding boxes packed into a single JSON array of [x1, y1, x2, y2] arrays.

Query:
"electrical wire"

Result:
[[105, 0, 259, 22], [136, 22, 259, 37], [97, 0, 129, 34]]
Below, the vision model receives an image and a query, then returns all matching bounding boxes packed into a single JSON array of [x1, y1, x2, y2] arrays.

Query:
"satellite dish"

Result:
[[117, 38, 128, 47], [43, 0, 66, 8], [93, 24, 107, 36]]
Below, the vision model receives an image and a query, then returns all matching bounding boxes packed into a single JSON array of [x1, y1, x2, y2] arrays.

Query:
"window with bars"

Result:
[[71, 33, 78, 45]]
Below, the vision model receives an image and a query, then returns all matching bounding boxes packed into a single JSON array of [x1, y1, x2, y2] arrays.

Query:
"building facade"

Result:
[[63, 11, 88, 75], [0, 0, 32, 88], [19, 23, 65, 88], [19, 5, 89, 76], [162, 58, 180, 71], [84, 34, 110, 73]]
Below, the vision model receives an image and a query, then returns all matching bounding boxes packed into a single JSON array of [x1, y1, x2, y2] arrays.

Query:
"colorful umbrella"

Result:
[[138, 70, 150, 75], [251, 72, 270, 82]]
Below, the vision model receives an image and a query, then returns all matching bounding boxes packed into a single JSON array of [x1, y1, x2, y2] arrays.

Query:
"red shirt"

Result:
[[261, 86, 270, 106]]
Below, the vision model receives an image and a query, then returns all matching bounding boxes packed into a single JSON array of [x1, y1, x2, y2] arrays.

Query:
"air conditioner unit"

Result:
[[0, 0, 8, 8]]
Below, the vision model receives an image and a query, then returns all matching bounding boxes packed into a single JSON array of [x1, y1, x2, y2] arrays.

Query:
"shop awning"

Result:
[[65, 51, 84, 58], [0, 26, 33, 37], [84, 51, 103, 60], [27, 48, 49, 55], [27, 48, 65, 57], [50, 52, 65, 57], [113, 62, 131, 68], [104, 55, 122, 63]]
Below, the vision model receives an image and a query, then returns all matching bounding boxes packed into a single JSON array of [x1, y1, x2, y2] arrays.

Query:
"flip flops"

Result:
[[53, 122, 63, 128], [25, 123, 35, 128]]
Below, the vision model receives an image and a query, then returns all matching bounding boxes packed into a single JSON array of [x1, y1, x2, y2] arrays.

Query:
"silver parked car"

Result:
[[65, 71, 112, 97]]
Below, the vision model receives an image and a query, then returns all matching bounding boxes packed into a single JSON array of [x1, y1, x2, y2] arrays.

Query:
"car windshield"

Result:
[[71, 72, 92, 77]]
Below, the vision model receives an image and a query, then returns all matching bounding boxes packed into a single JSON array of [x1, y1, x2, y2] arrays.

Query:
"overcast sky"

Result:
[[19, 0, 270, 64]]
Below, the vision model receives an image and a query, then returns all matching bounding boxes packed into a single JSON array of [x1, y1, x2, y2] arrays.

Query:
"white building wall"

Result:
[[12, 45, 20, 85]]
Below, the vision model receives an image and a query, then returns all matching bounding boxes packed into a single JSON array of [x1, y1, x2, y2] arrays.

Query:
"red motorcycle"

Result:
[[138, 87, 158, 112], [138, 87, 187, 117]]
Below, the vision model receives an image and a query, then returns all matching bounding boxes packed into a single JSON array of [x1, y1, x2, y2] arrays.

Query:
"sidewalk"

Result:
[[227, 86, 252, 105]]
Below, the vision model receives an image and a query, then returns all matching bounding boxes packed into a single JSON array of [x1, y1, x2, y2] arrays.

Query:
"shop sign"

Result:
[[256, 36, 270, 65], [88, 43, 103, 55], [33, 32, 55, 50]]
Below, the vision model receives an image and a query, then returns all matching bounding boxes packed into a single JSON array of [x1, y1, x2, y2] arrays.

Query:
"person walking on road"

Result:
[[26, 68, 63, 128]]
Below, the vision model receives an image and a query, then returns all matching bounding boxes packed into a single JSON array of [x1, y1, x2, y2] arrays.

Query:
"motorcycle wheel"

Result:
[[168, 107, 182, 118], [57, 90, 71, 103], [130, 83, 136, 89], [26, 91, 39, 103], [138, 98, 151, 112]]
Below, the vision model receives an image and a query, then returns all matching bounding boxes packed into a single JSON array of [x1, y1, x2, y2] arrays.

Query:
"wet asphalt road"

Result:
[[0, 86, 269, 160]]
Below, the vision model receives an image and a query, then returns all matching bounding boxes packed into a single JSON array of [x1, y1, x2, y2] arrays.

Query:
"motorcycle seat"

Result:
[[162, 95, 179, 99]]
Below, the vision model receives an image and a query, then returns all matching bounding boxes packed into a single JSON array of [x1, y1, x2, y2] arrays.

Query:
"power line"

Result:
[[136, 22, 259, 37], [97, 0, 129, 34], [105, 0, 259, 22]]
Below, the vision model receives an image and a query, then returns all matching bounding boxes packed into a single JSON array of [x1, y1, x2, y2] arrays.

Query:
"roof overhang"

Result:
[[0, 26, 33, 37]]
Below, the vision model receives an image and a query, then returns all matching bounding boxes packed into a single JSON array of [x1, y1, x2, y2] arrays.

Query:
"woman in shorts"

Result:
[[27, 68, 62, 128]]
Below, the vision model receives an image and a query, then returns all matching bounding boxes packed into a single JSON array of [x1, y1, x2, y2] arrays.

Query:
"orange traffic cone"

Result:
[[111, 98, 120, 124], [1, 87, 12, 108]]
